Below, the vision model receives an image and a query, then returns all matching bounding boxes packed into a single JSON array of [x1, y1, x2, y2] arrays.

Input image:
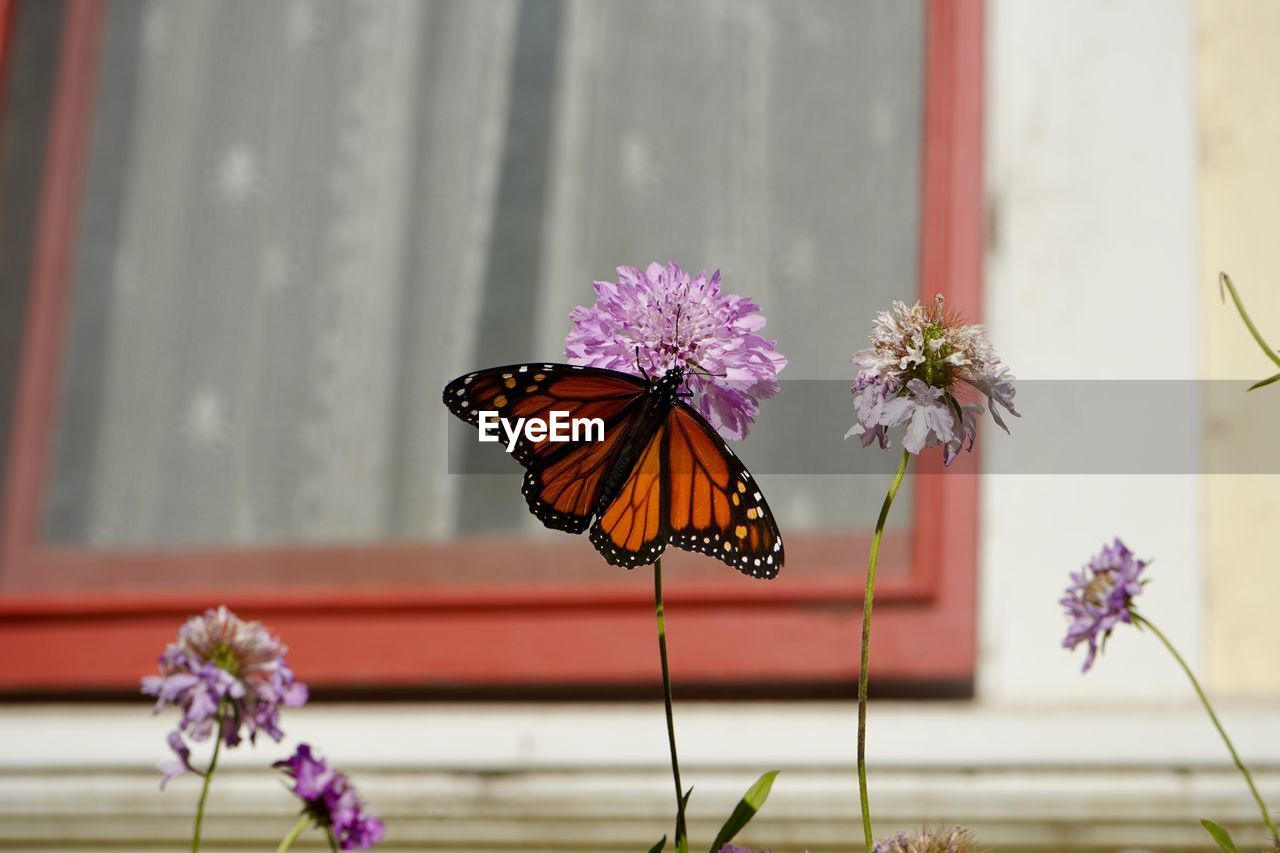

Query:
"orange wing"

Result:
[[522, 408, 635, 533], [443, 363, 645, 465], [443, 363, 646, 532], [587, 402, 783, 577], [663, 402, 783, 578], [588, 423, 668, 568]]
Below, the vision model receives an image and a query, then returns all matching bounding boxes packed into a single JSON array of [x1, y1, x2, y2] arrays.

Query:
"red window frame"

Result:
[[0, 0, 984, 694]]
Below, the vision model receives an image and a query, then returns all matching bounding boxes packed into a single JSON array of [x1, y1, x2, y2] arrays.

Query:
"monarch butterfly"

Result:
[[443, 362, 783, 578]]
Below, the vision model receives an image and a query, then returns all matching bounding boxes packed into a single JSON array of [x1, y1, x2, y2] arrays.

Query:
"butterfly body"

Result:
[[443, 362, 782, 578], [593, 366, 686, 511]]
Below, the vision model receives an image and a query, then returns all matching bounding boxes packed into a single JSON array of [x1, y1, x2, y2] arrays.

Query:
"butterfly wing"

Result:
[[588, 421, 669, 567], [443, 363, 647, 533], [663, 401, 783, 578], [587, 400, 782, 577]]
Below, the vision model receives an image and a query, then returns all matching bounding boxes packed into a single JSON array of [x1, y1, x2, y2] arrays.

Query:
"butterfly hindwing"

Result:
[[663, 402, 783, 578], [588, 422, 669, 567], [522, 402, 637, 533], [586, 400, 783, 576]]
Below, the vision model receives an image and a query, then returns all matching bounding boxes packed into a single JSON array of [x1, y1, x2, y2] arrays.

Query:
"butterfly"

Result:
[[442, 362, 783, 578]]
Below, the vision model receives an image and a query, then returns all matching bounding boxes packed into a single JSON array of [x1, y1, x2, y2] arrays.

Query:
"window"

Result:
[[0, 0, 982, 695]]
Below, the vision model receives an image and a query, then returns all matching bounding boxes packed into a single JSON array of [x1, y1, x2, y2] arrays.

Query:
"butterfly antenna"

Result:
[[635, 346, 651, 382], [690, 363, 727, 380]]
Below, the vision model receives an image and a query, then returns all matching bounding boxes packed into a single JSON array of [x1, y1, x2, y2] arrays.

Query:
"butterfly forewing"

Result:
[[443, 363, 646, 465], [443, 363, 647, 532]]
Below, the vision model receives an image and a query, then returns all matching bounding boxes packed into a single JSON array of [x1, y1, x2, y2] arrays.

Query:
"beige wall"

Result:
[[1199, 0, 1280, 695]]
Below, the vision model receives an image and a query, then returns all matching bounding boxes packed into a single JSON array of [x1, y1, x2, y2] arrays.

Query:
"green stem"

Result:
[[1220, 273, 1280, 369], [191, 705, 226, 853], [275, 814, 312, 853], [326, 828, 340, 852], [858, 449, 911, 849], [1134, 612, 1278, 841], [654, 557, 688, 849]]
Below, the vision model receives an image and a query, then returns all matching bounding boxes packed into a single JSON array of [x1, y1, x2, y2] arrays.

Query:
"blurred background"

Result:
[[0, 0, 1278, 850]]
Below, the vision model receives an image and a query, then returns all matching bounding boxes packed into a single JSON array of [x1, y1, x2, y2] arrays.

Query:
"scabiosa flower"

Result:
[[872, 826, 979, 853], [847, 296, 1017, 464], [1061, 538, 1149, 672], [157, 731, 197, 790], [275, 744, 385, 850], [141, 606, 307, 777], [565, 261, 787, 440]]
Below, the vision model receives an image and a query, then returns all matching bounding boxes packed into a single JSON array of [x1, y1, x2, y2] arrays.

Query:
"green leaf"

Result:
[[707, 771, 780, 853], [648, 836, 666, 853], [1219, 272, 1280, 371], [674, 786, 693, 853], [1201, 818, 1240, 853], [1249, 371, 1280, 391]]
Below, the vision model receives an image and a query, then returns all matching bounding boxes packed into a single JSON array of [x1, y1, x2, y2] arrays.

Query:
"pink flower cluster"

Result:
[[141, 606, 308, 785], [566, 262, 786, 440]]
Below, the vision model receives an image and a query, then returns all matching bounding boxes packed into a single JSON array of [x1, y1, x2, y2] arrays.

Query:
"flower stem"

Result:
[[858, 448, 911, 849], [191, 704, 226, 853], [275, 814, 312, 853], [326, 828, 340, 852], [1134, 611, 1279, 841], [1220, 273, 1280, 369], [654, 557, 688, 848]]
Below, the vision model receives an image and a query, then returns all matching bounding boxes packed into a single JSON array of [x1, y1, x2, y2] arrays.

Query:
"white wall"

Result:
[[981, 0, 1203, 705]]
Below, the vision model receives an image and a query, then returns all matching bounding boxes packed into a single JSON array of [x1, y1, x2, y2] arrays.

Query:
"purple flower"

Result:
[[157, 731, 196, 790], [141, 606, 308, 782], [872, 826, 978, 852], [1061, 538, 1149, 672], [565, 262, 787, 440], [276, 744, 385, 850], [847, 296, 1016, 464]]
